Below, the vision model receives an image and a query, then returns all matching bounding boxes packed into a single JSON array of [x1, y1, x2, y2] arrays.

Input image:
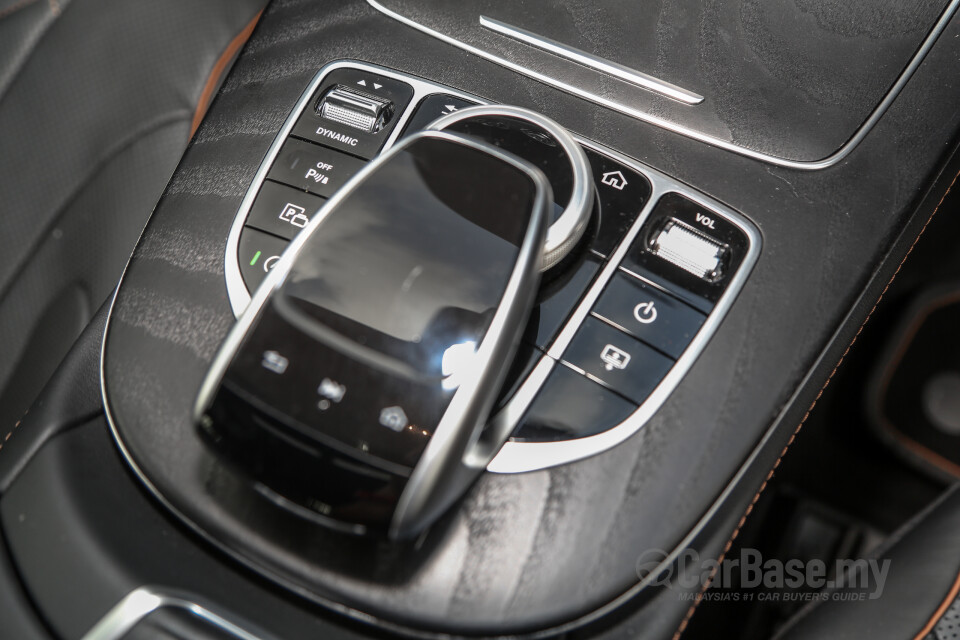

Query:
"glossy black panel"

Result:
[[561, 316, 673, 404], [513, 363, 636, 442], [220, 306, 445, 471], [400, 93, 481, 138], [290, 66, 414, 159], [247, 181, 326, 241], [206, 134, 542, 527], [493, 340, 542, 411], [525, 253, 602, 349], [592, 272, 706, 359], [443, 115, 573, 215], [280, 136, 535, 376], [207, 377, 410, 530]]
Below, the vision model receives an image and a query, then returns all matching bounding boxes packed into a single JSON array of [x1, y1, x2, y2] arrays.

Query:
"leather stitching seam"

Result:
[[671, 165, 960, 640], [0, 416, 24, 456]]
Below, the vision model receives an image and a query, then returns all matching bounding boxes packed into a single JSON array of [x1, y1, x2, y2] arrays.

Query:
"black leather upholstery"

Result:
[[776, 487, 960, 640], [0, 0, 267, 433]]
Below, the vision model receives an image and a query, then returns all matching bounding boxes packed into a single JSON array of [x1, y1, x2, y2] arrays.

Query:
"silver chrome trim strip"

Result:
[[367, 0, 960, 170], [82, 587, 265, 640], [488, 141, 761, 472], [425, 104, 594, 270], [222, 60, 761, 473], [478, 15, 704, 105]]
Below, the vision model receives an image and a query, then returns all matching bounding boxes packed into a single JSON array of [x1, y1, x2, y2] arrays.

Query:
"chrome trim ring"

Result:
[[426, 104, 594, 270]]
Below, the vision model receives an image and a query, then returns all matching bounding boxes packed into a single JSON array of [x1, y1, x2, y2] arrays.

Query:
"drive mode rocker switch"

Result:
[[291, 67, 414, 159]]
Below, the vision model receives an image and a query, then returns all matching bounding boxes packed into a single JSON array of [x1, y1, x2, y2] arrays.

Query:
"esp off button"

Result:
[[267, 138, 365, 198]]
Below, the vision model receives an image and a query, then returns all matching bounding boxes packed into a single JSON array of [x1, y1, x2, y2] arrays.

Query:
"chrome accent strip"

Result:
[[488, 141, 761, 472], [425, 104, 594, 270], [478, 15, 703, 105], [82, 586, 265, 640], [367, 0, 960, 170]]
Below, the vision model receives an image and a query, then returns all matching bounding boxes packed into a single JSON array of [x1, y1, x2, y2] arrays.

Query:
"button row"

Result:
[[238, 69, 418, 293], [515, 266, 708, 442], [227, 304, 448, 472], [515, 189, 750, 442], [232, 66, 716, 447]]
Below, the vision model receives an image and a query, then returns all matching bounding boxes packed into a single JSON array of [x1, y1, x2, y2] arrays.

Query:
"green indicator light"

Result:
[[249, 250, 262, 266]]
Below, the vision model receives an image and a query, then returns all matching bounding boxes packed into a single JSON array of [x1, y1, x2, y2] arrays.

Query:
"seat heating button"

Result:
[[592, 273, 705, 358], [267, 138, 365, 198], [561, 316, 673, 404]]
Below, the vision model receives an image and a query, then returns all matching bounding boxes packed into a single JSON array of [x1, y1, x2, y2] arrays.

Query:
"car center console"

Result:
[[4, 0, 960, 638]]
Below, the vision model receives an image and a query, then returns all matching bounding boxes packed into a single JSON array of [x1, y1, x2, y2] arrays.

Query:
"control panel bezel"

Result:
[[223, 60, 762, 474]]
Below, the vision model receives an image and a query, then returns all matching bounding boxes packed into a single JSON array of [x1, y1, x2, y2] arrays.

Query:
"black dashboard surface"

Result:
[[371, 0, 955, 163], [99, 0, 960, 635]]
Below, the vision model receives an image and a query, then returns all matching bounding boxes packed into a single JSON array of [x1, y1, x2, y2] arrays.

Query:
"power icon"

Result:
[[633, 301, 658, 325]]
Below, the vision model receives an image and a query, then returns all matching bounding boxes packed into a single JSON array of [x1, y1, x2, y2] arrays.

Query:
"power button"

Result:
[[591, 273, 705, 359]]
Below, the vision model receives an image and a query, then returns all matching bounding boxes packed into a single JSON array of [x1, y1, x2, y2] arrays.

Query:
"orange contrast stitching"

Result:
[[0, 417, 23, 456], [671, 166, 960, 640], [912, 568, 960, 640], [190, 10, 263, 137]]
